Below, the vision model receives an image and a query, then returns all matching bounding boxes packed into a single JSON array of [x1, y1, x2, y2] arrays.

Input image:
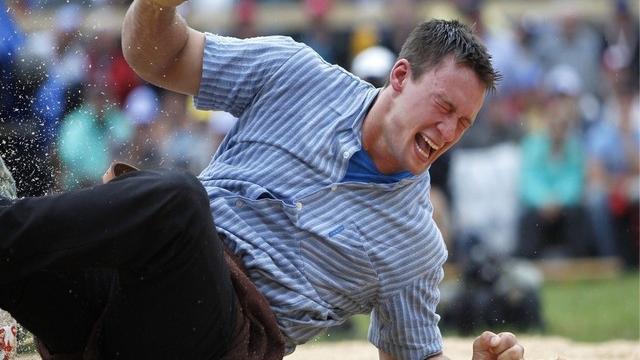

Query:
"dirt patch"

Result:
[[286, 337, 640, 360], [14, 336, 640, 359]]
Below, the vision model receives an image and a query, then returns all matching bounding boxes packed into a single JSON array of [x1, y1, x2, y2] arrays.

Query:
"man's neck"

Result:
[[361, 87, 397, 174]]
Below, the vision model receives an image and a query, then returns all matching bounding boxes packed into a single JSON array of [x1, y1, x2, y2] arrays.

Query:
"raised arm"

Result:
[[121, 0, 204, 95]]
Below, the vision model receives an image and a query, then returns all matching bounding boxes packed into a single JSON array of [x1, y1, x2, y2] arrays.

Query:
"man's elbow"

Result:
[[120, 8, 191, 89], [121, 46, 162, 87], [121, 34, 183, 91], [122, 28, 204, 96]]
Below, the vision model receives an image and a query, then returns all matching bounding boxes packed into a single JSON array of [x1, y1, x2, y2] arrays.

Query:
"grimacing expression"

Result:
[[384, 56, 486, 175]]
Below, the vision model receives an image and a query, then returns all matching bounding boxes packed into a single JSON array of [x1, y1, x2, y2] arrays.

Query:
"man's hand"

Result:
[[472, 331, 524, 360], [146, 0, 187, 7], [102, 162, 139, 184]]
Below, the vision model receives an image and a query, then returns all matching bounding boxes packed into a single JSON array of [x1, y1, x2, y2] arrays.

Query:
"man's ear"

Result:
[[389, 59, 411, 92]]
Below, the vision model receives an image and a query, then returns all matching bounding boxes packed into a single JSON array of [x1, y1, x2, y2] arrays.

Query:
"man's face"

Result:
[[380, 56, 486, 174]]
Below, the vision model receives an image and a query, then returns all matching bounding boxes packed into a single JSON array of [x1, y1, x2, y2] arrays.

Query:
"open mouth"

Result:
[[415, 133, 440, 162]]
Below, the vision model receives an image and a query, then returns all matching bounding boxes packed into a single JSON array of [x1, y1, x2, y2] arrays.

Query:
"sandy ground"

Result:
[[12, 336, 640, 359], [286, 337, 640, 360]]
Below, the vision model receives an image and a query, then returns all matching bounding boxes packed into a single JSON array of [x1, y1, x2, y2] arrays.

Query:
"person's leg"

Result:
[[0, 269, 116, 354], [516, 209, 544, 258], [585, 190, 618, 256], [2, 153, 107, 355], [1, 170, 210, 279], [99, 191, 237, 359], [0, 170, 236, 358], [614, 203, 640, 268], [561, 206, 589, 257]]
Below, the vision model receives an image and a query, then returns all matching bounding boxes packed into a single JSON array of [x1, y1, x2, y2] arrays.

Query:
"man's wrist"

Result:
[[131, 0, 178, 20], [425, 352, 449, 360], [140, 0, 185, 8]]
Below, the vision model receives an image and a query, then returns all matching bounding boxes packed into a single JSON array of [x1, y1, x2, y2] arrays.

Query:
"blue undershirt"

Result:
[[342, 149, 413, 183]]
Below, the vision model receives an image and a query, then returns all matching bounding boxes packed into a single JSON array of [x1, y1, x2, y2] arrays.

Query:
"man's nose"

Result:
[[437, 117, 457, 143]]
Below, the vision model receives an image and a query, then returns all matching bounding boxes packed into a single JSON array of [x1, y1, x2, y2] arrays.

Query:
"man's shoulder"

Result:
[[207, 33, 303, 52]]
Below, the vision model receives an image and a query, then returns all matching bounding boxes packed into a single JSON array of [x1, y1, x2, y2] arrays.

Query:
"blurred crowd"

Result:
[[0, 0, 638, 271]]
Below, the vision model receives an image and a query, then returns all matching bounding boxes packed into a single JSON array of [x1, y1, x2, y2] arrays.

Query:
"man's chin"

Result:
[[407, 160, 431, 176]]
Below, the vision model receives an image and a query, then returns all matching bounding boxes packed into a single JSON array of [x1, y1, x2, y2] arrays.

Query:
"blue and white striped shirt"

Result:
[[195, 34, 447, 360]]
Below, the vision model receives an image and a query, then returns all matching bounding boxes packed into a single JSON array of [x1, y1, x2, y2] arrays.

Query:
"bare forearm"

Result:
[[122, 0, 189, 83]]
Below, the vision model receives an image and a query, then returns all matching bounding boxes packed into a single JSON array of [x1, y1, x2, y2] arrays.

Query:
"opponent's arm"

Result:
[[122, 0, 204, 95]]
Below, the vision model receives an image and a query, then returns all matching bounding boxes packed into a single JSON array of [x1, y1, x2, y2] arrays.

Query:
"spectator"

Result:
[[584, 77, 639, 266], [33, 4, 91, 130], [298, 0, 337, 63], [516, 68, 588, 258], [350, 45, 395, 87], [601, 0, 639, 82], [0, 6, 57, 196], [58, 84, 133, 189], [230, 0, 260, 38], [208, 110, 238, 154], [124, 85, 162, 169], [533, 13, 602, 96], [0, 6, 24, 113], [86, 31, 141, 106], [380, 0, 418, 54], [160, 92, 217, 174]]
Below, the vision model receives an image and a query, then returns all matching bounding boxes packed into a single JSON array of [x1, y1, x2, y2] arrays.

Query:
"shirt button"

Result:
[[342, 151, 350, 159], [330, 185, 338, 192], [235, 200, 244, 208], [295, 201, 303, 210]]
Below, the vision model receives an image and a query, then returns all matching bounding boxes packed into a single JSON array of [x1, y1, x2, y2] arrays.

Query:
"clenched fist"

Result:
[[472, 331, 524, 360]]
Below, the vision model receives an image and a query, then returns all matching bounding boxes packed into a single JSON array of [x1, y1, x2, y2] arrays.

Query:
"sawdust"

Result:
[[12, 336, 640, 359], [285, 337, 640, 360]]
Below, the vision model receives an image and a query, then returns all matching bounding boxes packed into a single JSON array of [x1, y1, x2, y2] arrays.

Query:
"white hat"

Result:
[[209, 111, 238, 135], [54, 4, 83, 33], [124, 86, 159, 125], [351, 46, 396, 81], [545, 64, 582, 97]]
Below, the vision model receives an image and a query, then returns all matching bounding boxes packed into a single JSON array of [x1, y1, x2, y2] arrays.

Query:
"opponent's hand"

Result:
[[102, 162, 139, 184], [145, 0, 188, 8], [472, 331, 524, 360]]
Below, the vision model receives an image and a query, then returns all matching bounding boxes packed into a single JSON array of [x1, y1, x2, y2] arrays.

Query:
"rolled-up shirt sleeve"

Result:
[[368, 266, 445, 360], [195, 34, 303, 117]]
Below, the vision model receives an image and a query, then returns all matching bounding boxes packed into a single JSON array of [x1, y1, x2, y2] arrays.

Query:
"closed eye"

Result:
[[459, 117, 472, 129], [435, 100, 451, 114]]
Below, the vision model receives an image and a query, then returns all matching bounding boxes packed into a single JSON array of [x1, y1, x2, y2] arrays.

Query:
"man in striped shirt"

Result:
[[121, 1, 523, 358], [0, 1, 523, 360]]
